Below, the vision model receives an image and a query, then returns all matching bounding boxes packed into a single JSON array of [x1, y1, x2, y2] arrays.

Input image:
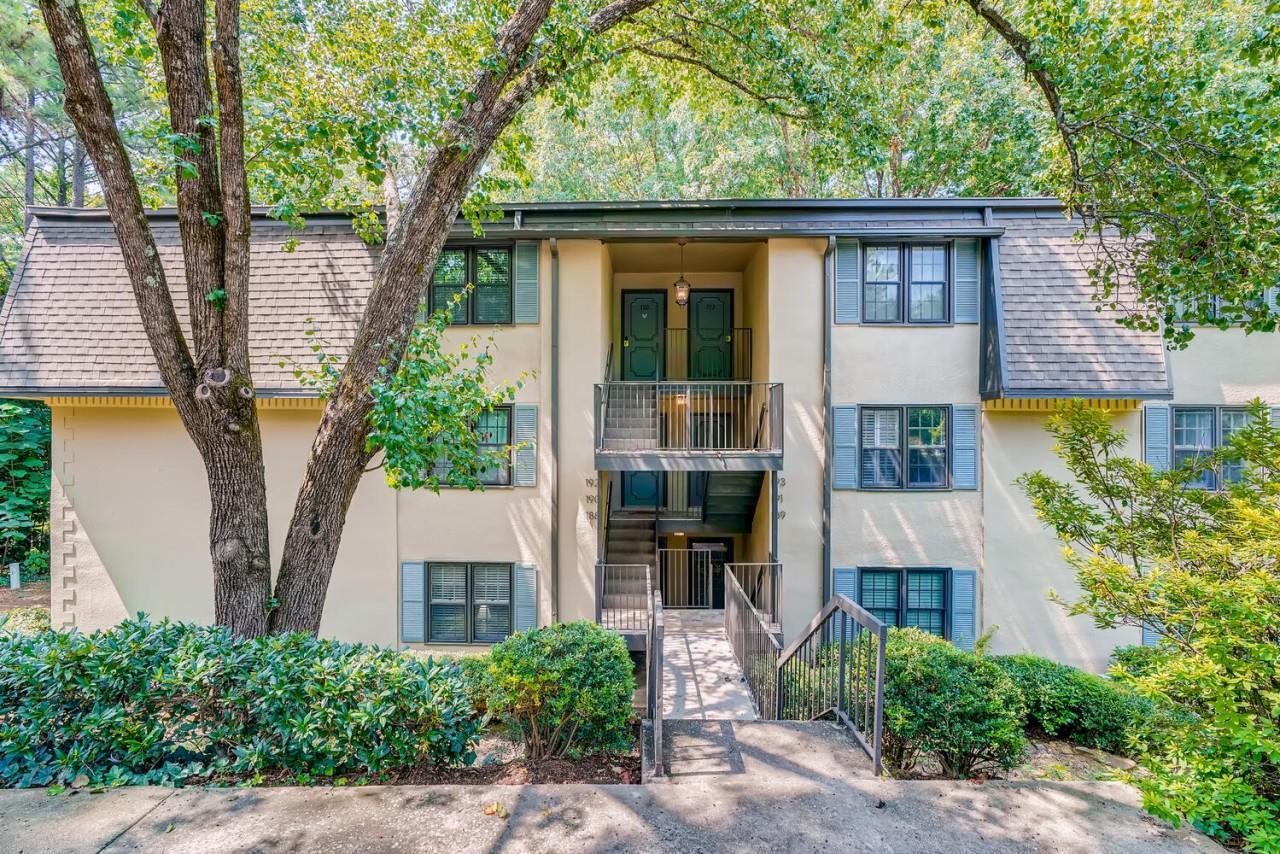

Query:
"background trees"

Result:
[[3, 0, 1279, 633]]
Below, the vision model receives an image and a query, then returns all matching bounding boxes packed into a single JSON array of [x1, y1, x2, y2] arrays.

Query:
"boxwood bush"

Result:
[[0, 616, 479, 788], [883, 629, 1028, 778], [993, 653, 1151, 755], [483, 621, 633, 760]]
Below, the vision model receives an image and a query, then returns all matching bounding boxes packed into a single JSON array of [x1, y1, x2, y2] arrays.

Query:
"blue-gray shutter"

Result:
[[1141, 623, 1160, 647], [513, 241, 540, 324], [834, 238, 860, 324], [833, 566, 859, 635], [1265, 286, 1280, 317], [953, 239, 980, 324], [950, 568, 978, 651], [951, 405, 979, 490], [1270, 405, 1280, 428], [832, 405, 858, 489], [514, 564, 538, 632], [400, 561, 425, 643], [513, 404, 537, 487], [1144, 405, 1171, 471]]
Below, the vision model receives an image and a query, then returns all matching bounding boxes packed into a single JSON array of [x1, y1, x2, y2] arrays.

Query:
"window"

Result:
[[428, 246, 512, 325], [424, 562, 513, 643], [861, 406, 950, 489], [859, 568, 948, 637], [1173, 406, 1249, 489], [432, 406, 512, 487], [863, 243, 949, 324]]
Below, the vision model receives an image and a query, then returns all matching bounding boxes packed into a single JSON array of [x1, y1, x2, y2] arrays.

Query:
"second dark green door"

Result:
[[690, 290, 733, 379]]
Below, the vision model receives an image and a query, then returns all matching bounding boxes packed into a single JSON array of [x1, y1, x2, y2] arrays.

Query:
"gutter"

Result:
[[821, 236, 835, 605], [549, 238, 561, 623]]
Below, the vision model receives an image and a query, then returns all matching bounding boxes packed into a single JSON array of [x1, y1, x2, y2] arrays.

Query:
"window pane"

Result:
[[864, 246, 900, 322], [865, 246, 900, 281], [860, 571, 900, 627], [1221, 409, 1249, 485], [472, 564, 512, 643], [907, 407, 948, 487], [429, 563, 468, 642], [910, 245, 946, 283], [905, 571, 946, 636], [473, 248, 512, 324], [861, 408, 902, 488], [1173, 409, 1215, 489], [864, 282, 899, 322], [431, 249, 469, 323], [909, 282, 945, 322], [477, 409, 512, 486]]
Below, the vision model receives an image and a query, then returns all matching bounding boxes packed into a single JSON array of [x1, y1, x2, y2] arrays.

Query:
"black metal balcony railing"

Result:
[[727, 562, 782, 627], [595, 381, 783, 455], [661, 328, 753, 381]]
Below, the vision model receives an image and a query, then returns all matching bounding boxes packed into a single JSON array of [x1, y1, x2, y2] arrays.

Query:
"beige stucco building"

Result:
[[4, 199, 1277, 672]]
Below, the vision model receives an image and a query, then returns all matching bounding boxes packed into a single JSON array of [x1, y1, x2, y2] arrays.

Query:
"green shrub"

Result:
[[484, 621, 633, 760], [883, 629, 1028, 778], [1108, 644, 1161, 679], [993, 654, 1151, 755], [0, 616, 479, 787]]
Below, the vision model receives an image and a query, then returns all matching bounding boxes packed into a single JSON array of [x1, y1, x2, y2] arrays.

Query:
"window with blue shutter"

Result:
[[513, 404, 537, 487], [951, 405, 979, 490], [1144, 404, 1171, 471], [1141, 623, 1160, 647], [513, 241, 540, 323], [834, 238, 860, 324], [832, 405, 858, 489], [429, 247, 512, 325], [950, 568, 978, 651], [400, 561, 425, 643], [514, 564, 538, 632], [953, 239, 980, 324], [853, 567, 955, 641]]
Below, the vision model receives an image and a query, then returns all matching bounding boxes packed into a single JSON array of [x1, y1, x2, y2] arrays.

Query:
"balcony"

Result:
[[594, 381, 783, 470]]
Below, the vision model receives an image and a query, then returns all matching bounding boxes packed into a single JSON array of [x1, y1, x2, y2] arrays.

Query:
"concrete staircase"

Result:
[[601, 387, 659, 450], [602, 512, 657, 609]]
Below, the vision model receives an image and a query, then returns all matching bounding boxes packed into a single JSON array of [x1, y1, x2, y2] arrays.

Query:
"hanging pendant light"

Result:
[[673, 238, 691, 307]]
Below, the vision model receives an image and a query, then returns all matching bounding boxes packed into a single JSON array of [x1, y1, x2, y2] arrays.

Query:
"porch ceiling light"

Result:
[[674, 238, 691, 307]]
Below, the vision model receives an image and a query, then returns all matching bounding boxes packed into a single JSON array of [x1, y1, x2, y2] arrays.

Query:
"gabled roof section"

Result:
[[0, 212, 374, 396], [984, 212, 1171, 399]]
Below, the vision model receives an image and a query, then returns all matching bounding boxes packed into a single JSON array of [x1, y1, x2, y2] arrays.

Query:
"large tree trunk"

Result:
[[40, 0, 272, 636]]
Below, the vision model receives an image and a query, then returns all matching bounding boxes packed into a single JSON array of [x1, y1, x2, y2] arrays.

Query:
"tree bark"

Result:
[[40, 0, 272, 635], [72, 136, 85, 206], [23, 91, 35, 226]]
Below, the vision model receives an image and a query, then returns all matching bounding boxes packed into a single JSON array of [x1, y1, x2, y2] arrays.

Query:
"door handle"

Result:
[[623, 338, 630, 348]]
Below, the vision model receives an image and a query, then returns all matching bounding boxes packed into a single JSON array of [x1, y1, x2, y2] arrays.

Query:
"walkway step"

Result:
[[661, 610, 758, 721], [657, 719, 877, 783]]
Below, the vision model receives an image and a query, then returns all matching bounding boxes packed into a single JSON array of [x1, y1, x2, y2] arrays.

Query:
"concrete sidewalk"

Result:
[[1, 721, 1220, 854]]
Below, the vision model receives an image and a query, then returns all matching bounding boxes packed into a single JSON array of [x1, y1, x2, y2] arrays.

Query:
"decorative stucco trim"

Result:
[[982, 398, 1143, 413], [43, 396, 325, 409]]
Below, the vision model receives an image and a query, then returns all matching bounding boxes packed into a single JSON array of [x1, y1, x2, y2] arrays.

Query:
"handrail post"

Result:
[[873, 625, 886, 776], [595, 562, 603, 624]]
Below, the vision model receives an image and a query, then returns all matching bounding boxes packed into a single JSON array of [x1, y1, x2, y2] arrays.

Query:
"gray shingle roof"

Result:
[[990, 213, 1170, 398], [0, 201, 1170, 399], [0, 214, 373, 394]]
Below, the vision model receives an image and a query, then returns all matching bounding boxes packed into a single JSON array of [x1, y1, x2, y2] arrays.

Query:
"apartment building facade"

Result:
[[3, 199, 1276, 671]]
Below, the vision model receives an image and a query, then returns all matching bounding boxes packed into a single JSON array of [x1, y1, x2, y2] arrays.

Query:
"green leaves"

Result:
[[1019, 401, 1280, 846], [0, 401, 49, 574], [0, 616, 481, 787]]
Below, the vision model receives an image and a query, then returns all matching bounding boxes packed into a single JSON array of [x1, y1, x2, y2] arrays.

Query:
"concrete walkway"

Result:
[[661, 609, 758, 721], [1, 721, 1221, 853]]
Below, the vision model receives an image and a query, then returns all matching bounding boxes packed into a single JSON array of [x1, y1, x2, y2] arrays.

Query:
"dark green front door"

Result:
[[622, 471, 660, 508], [622, 292, 666, 381], [690, 290, 733, 379]]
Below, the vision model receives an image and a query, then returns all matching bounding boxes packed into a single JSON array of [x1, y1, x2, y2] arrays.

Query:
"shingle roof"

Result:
[[0, 201, 1170, 399], [0, 214, 374, 394], [990, 213, 1170, 398]]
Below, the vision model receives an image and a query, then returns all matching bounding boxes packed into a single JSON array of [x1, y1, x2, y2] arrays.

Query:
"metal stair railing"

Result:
[[646, 586, 665, 778], [724, 587, 888, 775]]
